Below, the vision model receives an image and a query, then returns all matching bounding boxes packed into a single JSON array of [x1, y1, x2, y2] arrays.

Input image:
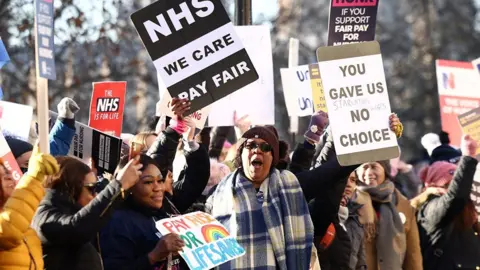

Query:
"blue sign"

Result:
[[0, 39, 10, 69], [35, 0, 56, 80]]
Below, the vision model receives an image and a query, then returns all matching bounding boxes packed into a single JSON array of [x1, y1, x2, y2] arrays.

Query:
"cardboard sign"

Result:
[[316, 41, 399, 166], [0, 101, 34, 141], [0, 133, 23, 182], [436, 60, 480, 147], [157, 80, 211, 129], [327, 0, 380, 46], [458, 107, 480, 155], [131, 0, 259, 113], [50, 112, 122, 174], [35, 0, 56, 80], [207, 25, 274, 126], [156, 211, 245, 270], [309, 63, 328, 112], [280, 64, 315, 117], [0, 38, 10, 68], [89, 82, 126, 137]]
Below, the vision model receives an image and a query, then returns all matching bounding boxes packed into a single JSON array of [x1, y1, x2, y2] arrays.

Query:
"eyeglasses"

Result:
[[84, 182, 101, 196], [244, 142, 272, 153]]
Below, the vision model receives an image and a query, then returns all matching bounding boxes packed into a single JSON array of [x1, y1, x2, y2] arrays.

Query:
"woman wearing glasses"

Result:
[[31, 156, 142, 270]]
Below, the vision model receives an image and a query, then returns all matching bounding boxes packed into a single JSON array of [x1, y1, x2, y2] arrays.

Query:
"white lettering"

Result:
[[39, 48, 53, 59], [167, 2, 195, 31], [144, 15, 172, 43], [192, 0, 215, 17]]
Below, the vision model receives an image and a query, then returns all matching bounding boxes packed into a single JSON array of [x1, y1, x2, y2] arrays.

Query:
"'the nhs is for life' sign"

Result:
[[35, 0, 56, 80], [131, 0, 258, 113]]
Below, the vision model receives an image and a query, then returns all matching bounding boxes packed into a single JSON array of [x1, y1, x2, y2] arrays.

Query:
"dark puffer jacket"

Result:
[[417, 156, 480, 270], [32, 180, 124, 270]]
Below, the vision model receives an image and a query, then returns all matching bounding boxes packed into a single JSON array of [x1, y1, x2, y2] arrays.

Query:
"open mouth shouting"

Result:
[[251, 157, 264, 170]]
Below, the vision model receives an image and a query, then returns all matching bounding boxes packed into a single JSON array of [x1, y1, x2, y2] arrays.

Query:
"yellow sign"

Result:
[[458, 107, 480, 154], [309, 63, 327, 112]]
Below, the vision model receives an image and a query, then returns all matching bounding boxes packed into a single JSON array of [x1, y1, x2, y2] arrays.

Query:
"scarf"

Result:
[[206, 169, 314, 270], [359, 181, 406, 270]]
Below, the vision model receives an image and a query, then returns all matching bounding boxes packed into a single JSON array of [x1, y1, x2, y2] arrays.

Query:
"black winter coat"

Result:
[[32, 180, 124, 270], [101, 138, 210, 270], [417, 156, 480, 270]]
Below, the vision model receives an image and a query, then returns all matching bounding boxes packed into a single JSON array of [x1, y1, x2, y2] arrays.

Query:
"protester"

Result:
[[0, 145, 59, 270], [390, 153, 422, 199], [356, 159, 423, 270], [5, 136, 33, 174], [206, 126, 315, 269], [429, 131, 462, 164], [49, 97, 79, 156], [416, 135, 480, 270], [31, 155, 142, 270], [306, 112, 402, 270], [100, 102, 209, 269], [100, 154, 187, 269]]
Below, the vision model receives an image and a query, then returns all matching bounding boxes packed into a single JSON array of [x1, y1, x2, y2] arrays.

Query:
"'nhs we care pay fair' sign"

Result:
[[156, 211, 245, 270], [131, 0, 258, 114]]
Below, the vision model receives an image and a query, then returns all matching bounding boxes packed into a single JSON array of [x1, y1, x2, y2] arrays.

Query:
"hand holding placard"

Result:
[[148, 233, 185, 264]]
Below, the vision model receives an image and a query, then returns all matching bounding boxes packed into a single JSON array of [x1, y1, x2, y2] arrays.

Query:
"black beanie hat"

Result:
[[5, 136, 33, 159], [240, 126, 279, 166]]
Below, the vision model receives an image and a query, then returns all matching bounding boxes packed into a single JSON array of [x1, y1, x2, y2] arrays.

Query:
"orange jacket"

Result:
[[0, 175, 45, 270]]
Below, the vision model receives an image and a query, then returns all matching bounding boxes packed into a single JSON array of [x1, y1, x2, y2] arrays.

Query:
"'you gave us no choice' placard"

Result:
[[316, 41, 399, 166]]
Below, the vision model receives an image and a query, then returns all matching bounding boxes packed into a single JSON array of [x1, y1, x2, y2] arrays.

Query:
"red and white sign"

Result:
[[0, 133, 23, 182], [436, 60, 480, 147], [89, 82, 126, 137]]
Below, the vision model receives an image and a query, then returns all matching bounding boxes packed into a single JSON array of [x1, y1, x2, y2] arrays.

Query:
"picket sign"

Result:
[[34, 0, 56, 154], [436, 60, 480, 147], [327, 0, 380, 46], [155, 211, 245, 270], [131, 0, 258, 114], [51, 111, 123, 174], [89, 81, 127, 137], [309, 63, 328, 113], [458, 107, 480, 155], [0, 101, 33, 141], [207, 25, 274, 127], [280, 64, 315, 117], [316, 41, 399, 166], [0, 132, 23, 182]]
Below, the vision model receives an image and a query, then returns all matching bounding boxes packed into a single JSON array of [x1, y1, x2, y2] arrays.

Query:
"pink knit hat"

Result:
[[419, 161, 457, 188]]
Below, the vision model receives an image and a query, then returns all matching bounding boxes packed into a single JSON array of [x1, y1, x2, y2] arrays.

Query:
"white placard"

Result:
[[207, 25, 274, 126], [318, 54, 397, 155], [280, 64, 315, 117], [0, 101, 33, 141]]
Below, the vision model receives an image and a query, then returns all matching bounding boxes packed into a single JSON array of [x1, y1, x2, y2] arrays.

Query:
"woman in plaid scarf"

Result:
[[206, 126, 315, 270]]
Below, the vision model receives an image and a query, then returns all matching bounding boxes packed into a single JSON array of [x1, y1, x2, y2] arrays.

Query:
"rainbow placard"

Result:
[[155, 211, 245, 270]]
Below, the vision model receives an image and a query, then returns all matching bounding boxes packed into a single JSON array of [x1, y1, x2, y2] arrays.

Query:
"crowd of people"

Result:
[[0, 96, 479, 270]]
